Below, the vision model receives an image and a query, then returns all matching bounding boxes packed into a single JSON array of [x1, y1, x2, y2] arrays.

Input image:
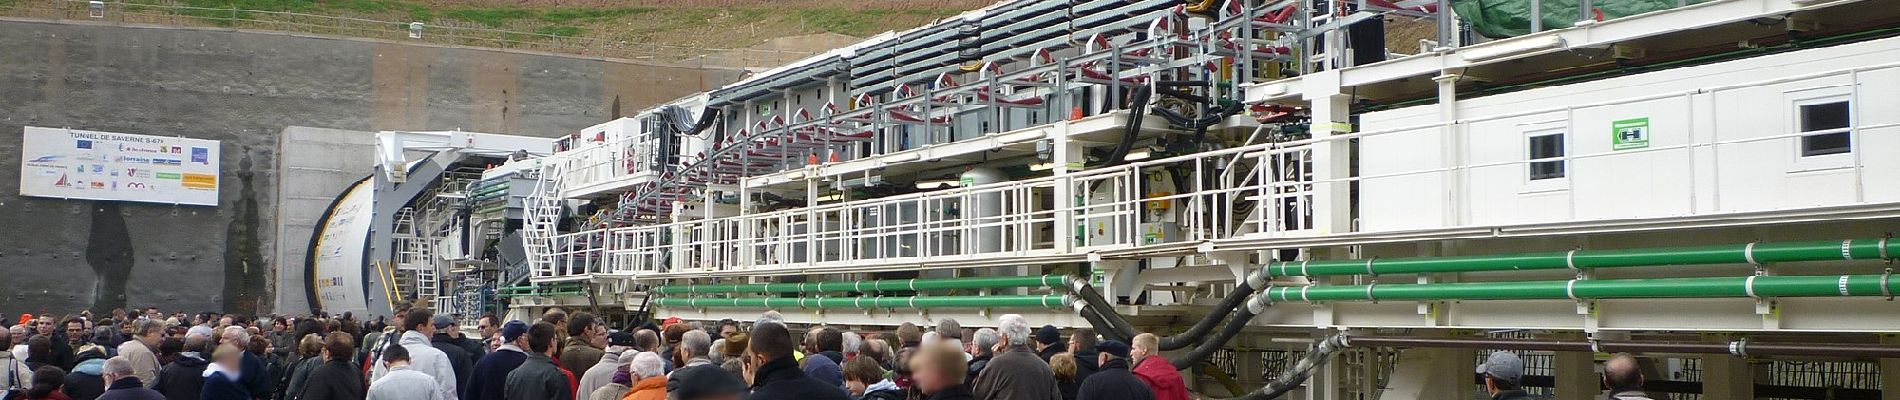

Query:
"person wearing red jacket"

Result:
[[1128, 334, 1188, 400]]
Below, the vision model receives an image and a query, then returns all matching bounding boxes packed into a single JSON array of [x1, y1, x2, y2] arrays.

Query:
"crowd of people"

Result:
[[0, 307, 1656, 400]]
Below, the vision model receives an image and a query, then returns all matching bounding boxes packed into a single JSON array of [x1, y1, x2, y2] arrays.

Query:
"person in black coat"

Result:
[[1066, 331, 1100, 387], [502, 323, 571, 400], [62, 348, 109, 400], [427, 316, 474, 391], [299, 334, 364, 400], [153, 338, 210, 400], [745, 322, 847, 400], [465, 321, 529, 400], [96, 358, 165, 400], [1076, 341, 1152, 400]]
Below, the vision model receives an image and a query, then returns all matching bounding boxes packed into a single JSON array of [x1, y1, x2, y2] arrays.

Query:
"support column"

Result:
[[1434, 73, 1463, 227], [1379, 330, 1475, 399], [1303, 71, 1352, 235], [1701, 336, 1753, 399], [1883, 334, 1899, 400], [1553, 339, 1599, 399]]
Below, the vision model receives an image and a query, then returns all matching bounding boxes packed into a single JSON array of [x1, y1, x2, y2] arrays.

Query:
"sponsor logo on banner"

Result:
[[92, 164, 105, 174], [54, 174, 70, 187], [155, 172, 182, 180], [181, 173, 217, 189], [124, 182, 150, 190], [152, 158, 182, 166], [76, 140, 93, 149], [90, 181, 105, 189], [25, 155, 63, 169], [191, 147, 209, 164]]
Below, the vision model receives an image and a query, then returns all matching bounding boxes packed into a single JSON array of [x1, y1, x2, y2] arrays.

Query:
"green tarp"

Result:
[[1451, 0, 1706, 39]]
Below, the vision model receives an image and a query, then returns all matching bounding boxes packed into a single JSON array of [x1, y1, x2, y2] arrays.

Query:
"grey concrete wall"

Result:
[[271, 127, 378, 316], [0, 18, 744, 316]]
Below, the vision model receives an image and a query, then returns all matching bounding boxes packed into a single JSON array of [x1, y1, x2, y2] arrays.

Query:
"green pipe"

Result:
[[653, 275, 1073, 295], [652, 294, 1074, 309], [1266, 238, 1897, 278], [1263, 274, 1900, 302]]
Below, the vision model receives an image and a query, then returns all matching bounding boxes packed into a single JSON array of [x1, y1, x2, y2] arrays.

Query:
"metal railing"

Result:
[[0, 0, 816, 66]]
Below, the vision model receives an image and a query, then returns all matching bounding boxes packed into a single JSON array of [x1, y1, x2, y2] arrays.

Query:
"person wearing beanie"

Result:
[[1076, 341, 1151, 400], [1032, 326, 1062, 363]]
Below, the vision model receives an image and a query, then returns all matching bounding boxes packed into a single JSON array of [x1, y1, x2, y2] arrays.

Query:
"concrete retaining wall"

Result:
[[0, 18, 743, 316]]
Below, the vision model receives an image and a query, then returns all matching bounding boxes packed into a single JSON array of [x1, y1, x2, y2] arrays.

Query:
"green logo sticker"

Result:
[[155, 172, 181, 180], [1612, 118, 1650, 150]]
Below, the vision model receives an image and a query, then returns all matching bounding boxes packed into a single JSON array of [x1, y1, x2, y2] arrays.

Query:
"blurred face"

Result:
[[36, 318, 54, 336], [720, 325, 739, 339], [218, 317, 232, 327], [1130, 346, 1149, 364], [7, 326, 24, 344], [910, 353, 950, 394]]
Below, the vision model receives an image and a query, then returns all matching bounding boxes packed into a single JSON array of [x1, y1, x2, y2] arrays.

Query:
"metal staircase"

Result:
[[521, 157, 569, 282]]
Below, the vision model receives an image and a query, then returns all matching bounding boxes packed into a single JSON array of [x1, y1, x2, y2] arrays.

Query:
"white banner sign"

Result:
[[19, 126, 222, 206]]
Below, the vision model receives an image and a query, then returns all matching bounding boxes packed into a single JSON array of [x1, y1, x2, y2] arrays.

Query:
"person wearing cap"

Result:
[[1076, 340, 1151, 400], [1602, 353, 1653, 400], [505, 322, 575, 400], [429, 315, 476, 391], [668, 364, 748, 400], [466, 321, 530, 400], [621, 352, 667, 400], [578, 332, 637, 397], [1033, 326, 1062, 363], [369, 309, 458, 400], [1477, 351, 1531, 400]]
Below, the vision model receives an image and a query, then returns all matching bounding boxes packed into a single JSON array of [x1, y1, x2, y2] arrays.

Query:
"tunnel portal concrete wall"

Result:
[[0, 18, 743, 317]]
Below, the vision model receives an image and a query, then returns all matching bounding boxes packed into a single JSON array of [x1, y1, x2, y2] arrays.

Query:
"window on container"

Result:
[[1528, 133, 1565, 180], [1798, 101, 1851, 157]]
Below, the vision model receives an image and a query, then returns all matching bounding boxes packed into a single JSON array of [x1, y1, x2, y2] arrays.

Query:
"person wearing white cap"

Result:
[[1476, 351, 1530, 400]]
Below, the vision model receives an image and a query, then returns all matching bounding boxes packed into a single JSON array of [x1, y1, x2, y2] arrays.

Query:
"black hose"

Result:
[[1101, 84, 1152, 167], [1072, 284, 1140, 340], [1213, 335, 1350, 400], [1170, 305, 1256, 370], [1071, 278, 1268, 352], [1156, 280, 1252, 351], [1077, 307, 1131, 343]]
